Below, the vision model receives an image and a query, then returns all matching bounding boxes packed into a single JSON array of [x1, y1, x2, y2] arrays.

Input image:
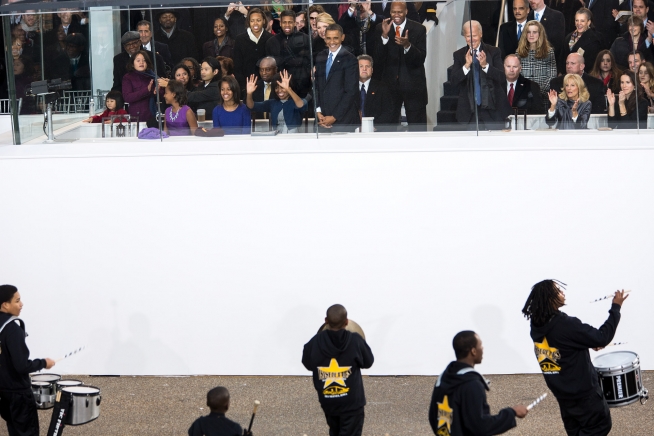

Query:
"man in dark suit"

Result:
[[136, 20, 173, 69], [505, 54, 543, 114], [314, 24, 360, 131], [371, 0, 420, 22], [587, 0, 620, 48], [112, 31, 166, 92], [250, 57, 278, 119], [374, 2, 428, 131], [528, 0, 566, 70], [155, 10, 198, 65], [451, 20, 511, 130], [339, 0, 384, 56], [498, 0, 530, 59], [357, 55, 396, 131], [549, 53, 606, 113]]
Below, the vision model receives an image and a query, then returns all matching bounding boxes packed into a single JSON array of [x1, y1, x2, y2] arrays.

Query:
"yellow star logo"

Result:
[[437, 395, 453, 433], [534, 338, 559, 363], [317, 358, 352, 389]]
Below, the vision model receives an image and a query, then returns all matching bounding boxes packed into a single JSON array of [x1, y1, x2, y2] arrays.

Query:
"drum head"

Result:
[[593, 351, 639, 370], [320, 319, 365, 340], [62, 386, 100, 395], [32, 381, 50, 387], [57, 380, 83, 387], [31, 374, 61, 383]]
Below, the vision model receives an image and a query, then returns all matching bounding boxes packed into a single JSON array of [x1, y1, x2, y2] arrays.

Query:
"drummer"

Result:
[[0, 285, 55, 436], [302, 304, 374, 436], [522, 280, 628, 436]]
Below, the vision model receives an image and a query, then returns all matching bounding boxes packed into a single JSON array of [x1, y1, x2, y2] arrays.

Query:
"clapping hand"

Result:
[[246, 74, 258, 95], [465, 48, 473, 69], [147, 79, 154, 92], [276, 70, 292, 93], [618, 90, 626, 104], [396, 30, 411, 49], [571, 100, 579, 117], [548, 89, 558, 108], [606, 88, 615, 106], [381, 18, 392, 38], [360, 0, 372, 18], [476, 49, 487, 68]]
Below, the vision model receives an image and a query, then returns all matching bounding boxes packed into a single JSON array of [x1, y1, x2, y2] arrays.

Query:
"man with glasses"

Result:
[[112, 31, 166, 92]]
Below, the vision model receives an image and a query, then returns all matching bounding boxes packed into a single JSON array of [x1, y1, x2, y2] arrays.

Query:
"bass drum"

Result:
[[318, 319, 365, 340], [593, 351, 649, 407]]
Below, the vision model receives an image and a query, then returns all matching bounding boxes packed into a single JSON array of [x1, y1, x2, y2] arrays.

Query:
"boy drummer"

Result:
[[0, 284, 55, 436]]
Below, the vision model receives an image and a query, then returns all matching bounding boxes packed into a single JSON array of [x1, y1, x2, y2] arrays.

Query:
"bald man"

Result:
[[302, 304, 374, 436], [549, 53, 606, 113]]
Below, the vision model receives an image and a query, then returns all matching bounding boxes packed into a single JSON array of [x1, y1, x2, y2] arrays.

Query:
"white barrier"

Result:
[[0, 132, 652, 375]]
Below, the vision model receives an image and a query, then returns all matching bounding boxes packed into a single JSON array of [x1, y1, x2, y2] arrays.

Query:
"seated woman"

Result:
[[638, 62, 654, 110], [182, 57, 203, 88], [517, 20, 557, 111], [187, 57, 222, 121], [245, 70, 308, 133], [202, 17, 235, 59], [589, 50, 622, 93], [607, 70, 648, 129], [163, 79, 198, 136], [83, 90, 127, 123], [122, 50, 162, 123], [212, 76, 251, 135], [546, 73, 592, 129], [560, 8, 601, 73]]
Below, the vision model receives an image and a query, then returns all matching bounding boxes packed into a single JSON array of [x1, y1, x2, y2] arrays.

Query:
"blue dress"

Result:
[[212, 104, 251, 135]]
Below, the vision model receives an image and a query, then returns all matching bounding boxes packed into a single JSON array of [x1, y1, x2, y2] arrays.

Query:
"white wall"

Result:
[[0, 132, 652, 376]]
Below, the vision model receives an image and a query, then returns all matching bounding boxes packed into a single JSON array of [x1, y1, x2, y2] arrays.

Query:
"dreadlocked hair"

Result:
[[522, 279, 566, 327]]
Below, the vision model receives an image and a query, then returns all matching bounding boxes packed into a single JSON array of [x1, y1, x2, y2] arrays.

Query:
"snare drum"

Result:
[[56, 379, 83, 392], [593, 351, 649, 407], [61, 385, 102, 425], [30, 374, 61, 409]]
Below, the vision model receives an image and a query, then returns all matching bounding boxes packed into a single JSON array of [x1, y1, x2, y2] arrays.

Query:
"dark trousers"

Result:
[[390, 90, 427, 131], [459, 107, 508, 131], [556, 387, 612, 436], [0, 390, 40, 436], [324, 407, 365, 436]]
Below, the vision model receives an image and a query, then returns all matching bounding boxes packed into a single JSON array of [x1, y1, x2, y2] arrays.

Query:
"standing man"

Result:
[[302, 304, 374, 436], [136, 20, 173, 70], [528, 0, 566, 71], [522, 280, 629, 436], [0, 285, 56, 436], [314, 24, 360, 131], [357, 55, 396, 130], [374, 1, 428, 131], [504, 54, 543, 114], [429, 331, 527, 435], [451, 20, 511, 130], [498, 0, 530, 59], [155, 10, 199, 65]]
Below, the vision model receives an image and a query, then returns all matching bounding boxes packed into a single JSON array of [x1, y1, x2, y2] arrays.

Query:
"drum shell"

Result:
[[62, 386, 102, 426], [31, 381, 56, 409], [594, 351, 645, 407]]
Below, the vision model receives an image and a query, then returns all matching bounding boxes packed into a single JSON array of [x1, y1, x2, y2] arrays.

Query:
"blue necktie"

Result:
[[517, 23, 523, 40], [473, 50, 482, 106], [535, 12, 540, 21], [360, 84, 366, 117], [326, 52, 333, 78]]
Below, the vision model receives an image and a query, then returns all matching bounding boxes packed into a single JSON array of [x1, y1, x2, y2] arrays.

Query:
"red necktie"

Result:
[[395, 26, 401, 38], [508, 83, 515, 106]]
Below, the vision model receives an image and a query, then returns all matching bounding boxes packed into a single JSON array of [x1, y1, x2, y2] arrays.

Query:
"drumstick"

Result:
[[54, 346, 85, 363], [606, 341, 628, 347], [590, 290, 631, 303], [527, 393, 547, 410], [247, 400, 260, 433]]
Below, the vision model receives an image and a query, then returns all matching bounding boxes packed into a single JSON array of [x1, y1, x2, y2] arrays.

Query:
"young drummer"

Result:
[[0, 285, 55, 436], [188, 386, 253, 436], [522, 280, 628, 436]]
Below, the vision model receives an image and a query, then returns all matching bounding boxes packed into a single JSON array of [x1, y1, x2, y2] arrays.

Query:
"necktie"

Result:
[[395, 25, 401, 38], [535, 12, 540, 21], [360, 84, 366, 117], [264, 83, 271, 100], [517, 23, 523, 40], [326, 52, 333, 78], [473, 49, 482, 106], [508, 83, 515, 106]]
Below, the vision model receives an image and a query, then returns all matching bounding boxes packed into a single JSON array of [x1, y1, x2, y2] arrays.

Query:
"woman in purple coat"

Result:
[[122, 51, 162, 122]]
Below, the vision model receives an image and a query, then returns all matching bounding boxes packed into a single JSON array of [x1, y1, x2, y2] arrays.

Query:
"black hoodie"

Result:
[[302, 329, 374, 415], [529, 303, 621, 400], [428, 361, 516, 436], [0, 312, 46, 392]]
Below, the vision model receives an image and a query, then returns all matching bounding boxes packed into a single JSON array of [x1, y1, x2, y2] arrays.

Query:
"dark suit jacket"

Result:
[[314, 47, 359, 128], [359, 79, 396, 130], [509, 75, 543, 114], [498, 20, 524, 59], [450, 43, 512, 123], [339, 10, 384, 56], [155, 27, 198, 65], [112, 50, 166, 92], [373, 19, 428, 109], [549, 73, 606, 113], [560, 28, 602, 74], [145, 41, 173, 69], [588, 0, 620, 47], [528, 7, 566, 70]]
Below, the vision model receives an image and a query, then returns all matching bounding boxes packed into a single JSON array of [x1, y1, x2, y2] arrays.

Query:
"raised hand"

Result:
[[612, 289, 629, 306], [381, 18, 391, 38], [477, 49, 487, 68], [464, 48, 473, 69], [606, 88, 615, 106], [548, 89, 558, 107], [246, 74, 258, 95], [276, 70, 292, 92]]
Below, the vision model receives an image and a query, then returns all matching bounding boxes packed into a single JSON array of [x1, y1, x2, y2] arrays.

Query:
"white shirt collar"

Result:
[[507, 79, 518, 94], [143, 41, 151, 51], [516, 18, 527, 26], [359, 78, 371, 91], [534, 6, 546, 18], [328, 44, 342, 58], [394, 19, 407, 35]]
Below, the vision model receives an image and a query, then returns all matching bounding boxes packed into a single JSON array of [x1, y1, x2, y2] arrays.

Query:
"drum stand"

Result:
[[46, 390, 72, 436]]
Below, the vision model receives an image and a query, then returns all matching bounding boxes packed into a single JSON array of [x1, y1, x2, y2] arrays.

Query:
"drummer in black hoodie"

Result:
[[428, 330, 527, 435], [302, 304, 374, 436], [0, 285, 55, 436], [522, 279, 628, 436]]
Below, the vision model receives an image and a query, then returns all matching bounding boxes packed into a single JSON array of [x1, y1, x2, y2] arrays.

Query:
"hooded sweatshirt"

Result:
[[302, 329, 374, 415], [529, 303, 621, 400], [428, 361, 516, 436], [0, 312, 46, 392]]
